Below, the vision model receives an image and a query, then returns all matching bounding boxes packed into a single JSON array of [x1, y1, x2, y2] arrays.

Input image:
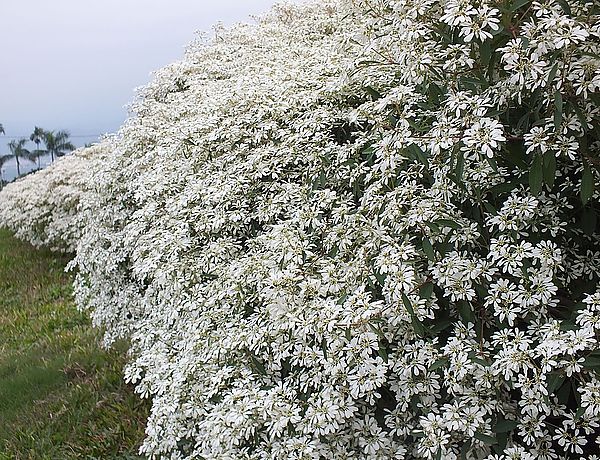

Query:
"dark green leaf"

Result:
[[480, 40, 491, 67], [457, 300, 474, 323], [429, 318, 452, 333], [569, 101, 589, 133], [472, 357, 491, 367], [422, 237, 435, 261], [556, 379, 571, 405], [493, 419, 518, 433], [583, 356, 600, 368], [402, 293, 415, 316], [419, 282, 434, 300], [474, 432, 496, 445], [374, 270, 386, 286], [547, 63, 559, 86], [581, 165, 594, 205], [424, 221, 440, 233], [547, 373, 565, 393], [429, 358, 448, 371], [378, 346, 389, 363], [365, 86, 382, 100], [402, 293, 426, 336], [556, 0, 571, 14], [529, 154, 543, 195], [553, 90, 563, 131], [510, 0, 530, 10], [435, 219, 461, 230], [456, 150, 465, 182], [543, 151, 556, 189], [250, 354, 267, 375], [582, 207, 597, 235], [504, 141, 528, 169], [460, 439, 472, 460]]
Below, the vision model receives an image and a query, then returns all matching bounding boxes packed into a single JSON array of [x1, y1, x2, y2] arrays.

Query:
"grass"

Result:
[[0, 228, 149, 460]]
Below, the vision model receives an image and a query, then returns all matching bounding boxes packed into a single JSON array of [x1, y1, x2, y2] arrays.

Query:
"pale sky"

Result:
[[0, 0, 282, 180]]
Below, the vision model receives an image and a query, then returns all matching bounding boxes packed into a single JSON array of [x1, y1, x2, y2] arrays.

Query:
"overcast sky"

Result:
[[0, 0, 281, 179]]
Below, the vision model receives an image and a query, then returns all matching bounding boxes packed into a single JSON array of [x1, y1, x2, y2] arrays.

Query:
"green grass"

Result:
[[0, 229, 149, 460]]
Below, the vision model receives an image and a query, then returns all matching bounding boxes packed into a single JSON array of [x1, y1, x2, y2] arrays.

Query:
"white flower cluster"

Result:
[[0, 0, 599, 458], [0, 142, 109, 252]]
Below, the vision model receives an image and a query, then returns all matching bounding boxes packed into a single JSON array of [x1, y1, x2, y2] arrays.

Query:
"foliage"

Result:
[[7, 138, 30, 177], [0, 142, 109, 252], [0, 0, 599, 458], [30, 126, 47, 168], [43, 129, 76, 163]]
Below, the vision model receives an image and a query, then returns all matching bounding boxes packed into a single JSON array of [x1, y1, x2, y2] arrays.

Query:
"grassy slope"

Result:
[[0, 229, 149, 460]]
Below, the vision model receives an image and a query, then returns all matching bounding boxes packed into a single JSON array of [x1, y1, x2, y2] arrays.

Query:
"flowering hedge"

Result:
[[0, 142, 110, 252], [1, 0, 599, 458]]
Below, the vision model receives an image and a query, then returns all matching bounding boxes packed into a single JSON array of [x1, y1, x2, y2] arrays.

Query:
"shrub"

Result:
[[3, 0, 600, 458], [0, 142, 110, 253]]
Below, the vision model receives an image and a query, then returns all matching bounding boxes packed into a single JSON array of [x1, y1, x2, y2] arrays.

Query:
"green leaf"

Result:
[[547, 373, 565, 393], [457, 300, 474, 323], [424, 221, 440, 233], [429, 318, 452, 333], [529, 154, 543, 195], [569, 101, 589, 133], [556, 0, 571, 14], [455, 150, 465, 182], [547, 62, 559, 86], [494, 418, 518, 433], [435, 219, 461, 230], [582, 207, 597, 236], [419, 282, 434, 300], [480, 40, 492, 67], [581, 165, 594, 205], [402, 293, 426, 337], [249, 354, 267, 375], [422, 237, 435, 261], [472, 357, 491, 367], [377, 346, 389, 363], [429, 358, 448, 371], [460, 439, 472, 460], [553, 90, 563, 131], [583, 355, 600, 368], [321, 338, 328, 361], [374, 270, 386, 286], [409, 144, 429, 168], [510, 0, 530, 10], [402, 292, 415, 317], [543, 152, 556, 189], [504, 141, 528, 169], [474, 432, 497, 445], [365, 86, 382, 100], [556, 379, 571, 405]]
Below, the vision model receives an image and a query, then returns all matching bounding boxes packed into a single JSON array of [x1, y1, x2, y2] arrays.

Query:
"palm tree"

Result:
[[44, 130, 75, 163], [8, 138, 30, 177], [0, 153, 12, 185], [30, 126, 46, 169]]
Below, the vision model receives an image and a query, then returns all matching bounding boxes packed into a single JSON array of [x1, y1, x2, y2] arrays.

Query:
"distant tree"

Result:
[[0, 153, 12, 185], [8, 138, 30, 177], [0, 124, 5, 135], [29, 126, 46, 169], [44, 130, 75, 163]]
